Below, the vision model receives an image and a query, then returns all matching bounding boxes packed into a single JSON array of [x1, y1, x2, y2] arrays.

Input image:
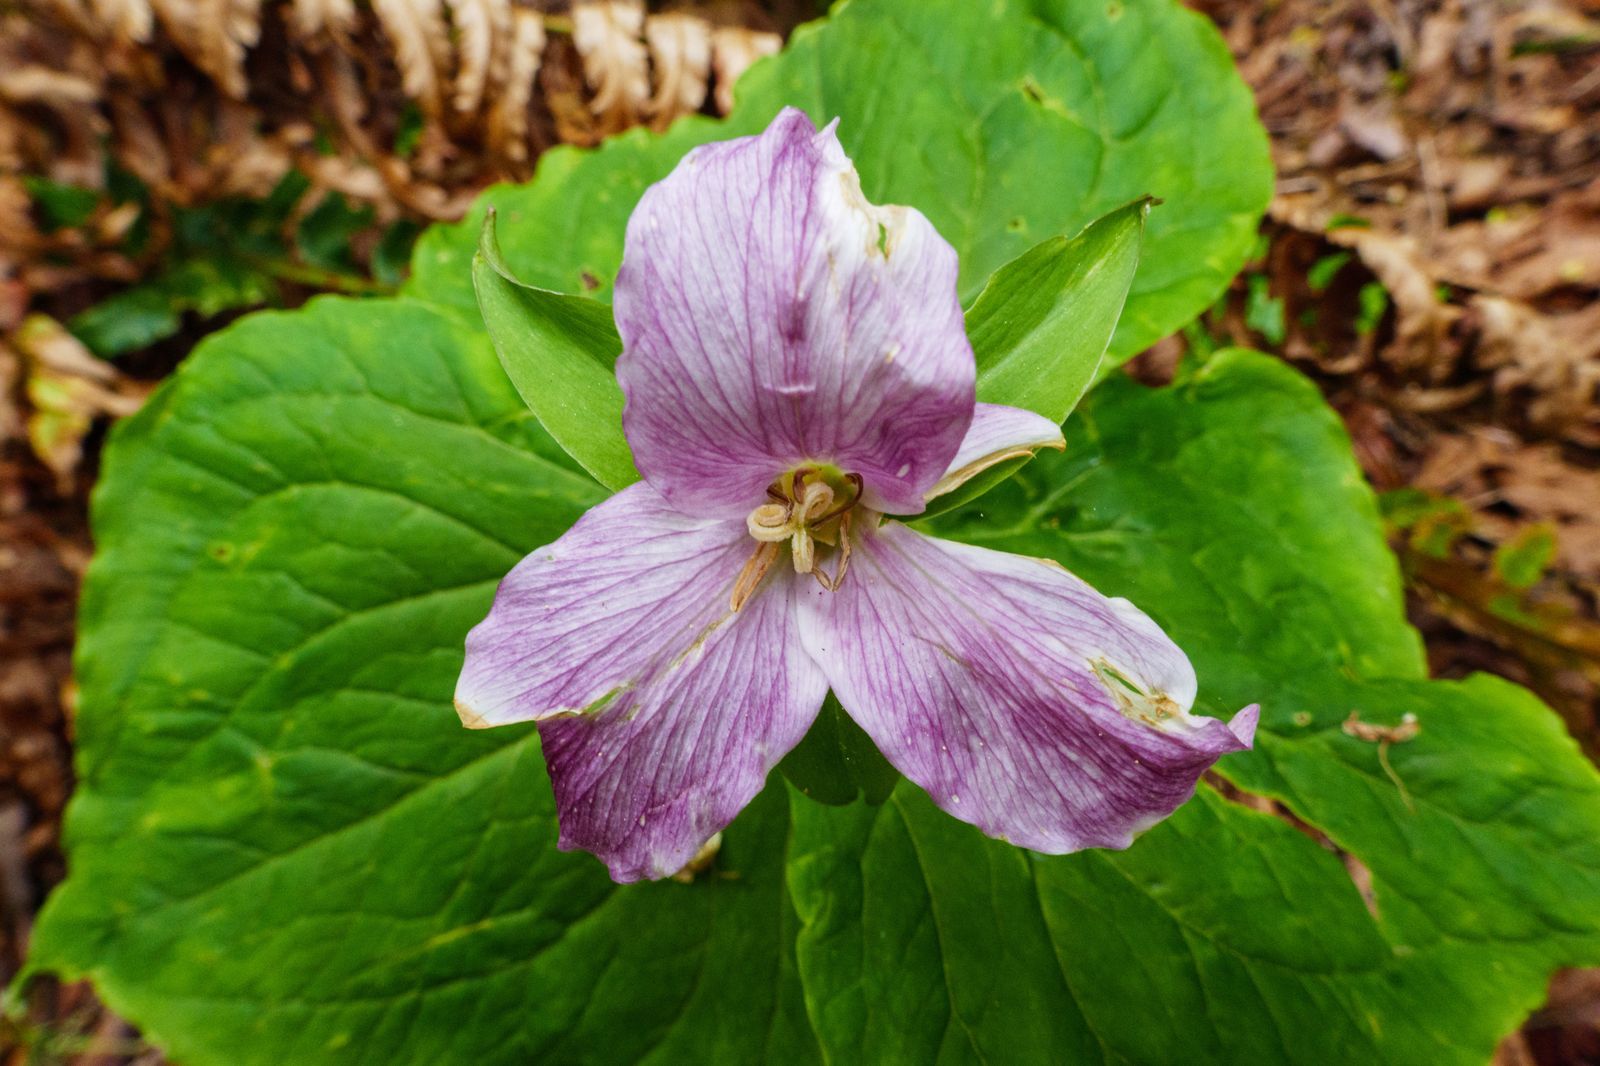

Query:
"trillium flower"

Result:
[[456, 108, 1258, 883]]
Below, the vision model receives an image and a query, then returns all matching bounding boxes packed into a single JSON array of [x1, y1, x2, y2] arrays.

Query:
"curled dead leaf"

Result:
[[1345, 229, 1460, 375], [485, 7, 546, 163], [8, 315, 149, 492], [572, 0, 649, 131], [645, 12, 711, 129], [1342, 710, 1421, 744], [1472, 295, 1600, 440], [711, 25, 780, 115]]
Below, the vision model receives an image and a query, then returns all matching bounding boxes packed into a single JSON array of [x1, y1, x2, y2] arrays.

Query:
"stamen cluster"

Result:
[[731, 467, 863, 610]]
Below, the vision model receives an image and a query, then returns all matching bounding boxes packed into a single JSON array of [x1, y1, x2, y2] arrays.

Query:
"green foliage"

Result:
[[778, 694, 900, 806], [1244, 272, 1287, 344], [1356, 281, 1391, 334], [1494, 524, 1557, 590], [29, 330, 1600, 1063], [1307, 251, 1353, 292], [967, 199, 1147, 420], [473, 213, 637, 490], [409, 0, 1271, 365], [23, 1, 1600, 1063], [22, 176, 101, 230], [70, 179, 409, 358]]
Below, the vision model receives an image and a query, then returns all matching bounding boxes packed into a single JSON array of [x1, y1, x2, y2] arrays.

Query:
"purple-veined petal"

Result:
[[796, 521, 1257, 853], [455, 481, 829, 881], [926, 402, 1065, 501], [456, 481, 744, 727], [540, 567, 825, 882], [614, 107, 975, 518]]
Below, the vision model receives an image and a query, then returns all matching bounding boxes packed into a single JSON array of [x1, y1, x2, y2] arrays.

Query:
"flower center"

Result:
[[730, 465, 864, 611]]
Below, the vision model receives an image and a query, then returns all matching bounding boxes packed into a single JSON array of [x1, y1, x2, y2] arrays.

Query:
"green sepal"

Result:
[[472, 210, 639, 491]]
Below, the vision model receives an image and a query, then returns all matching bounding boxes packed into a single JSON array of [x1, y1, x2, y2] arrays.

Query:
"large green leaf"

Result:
[[30, 306, 1600, 1066], [26, 297, 817, 1064], [875, 350, 1600, 1063], [407, 0, 1270, 364]]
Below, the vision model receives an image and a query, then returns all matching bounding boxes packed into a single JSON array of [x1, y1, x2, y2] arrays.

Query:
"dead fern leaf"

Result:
[[710, 25, 780, 115], [107, 94, 171, 191], [196, 0, 264, 99], [485, 6, 545, 163], [288, 0, 354, 40], [90, 0, 153, 43], [644, 12, 710, 129], [572, 0, 649, 131], [147, 0, 205, 78], [9, 315, 149, 492], [41, 0, 99, 36], [0, 68, 100, 107], [444, 0, 510, 115], [372, 0, 451, 116], [0, 108, 22, 173]]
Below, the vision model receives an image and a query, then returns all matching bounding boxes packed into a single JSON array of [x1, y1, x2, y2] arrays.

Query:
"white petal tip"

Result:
[[1228, 704, 1262, 747], [454, 695, 492, 729]]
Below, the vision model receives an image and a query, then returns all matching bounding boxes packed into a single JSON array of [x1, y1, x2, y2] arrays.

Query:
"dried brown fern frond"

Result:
[[289, 0, 355, 40], [572, 0, 650, 134], [198, 0, 265, 98], [645, 12, 710, 130], [485, 7, 547, 163], [2, 0, 793, 350], [370, 0, 451, 117], [89, 0, 153, 42], [444, 0, 510, 115], [710, 24, 779, 114]]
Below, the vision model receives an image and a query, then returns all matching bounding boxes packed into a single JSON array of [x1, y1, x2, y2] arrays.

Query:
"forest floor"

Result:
[[1, 0, 1596, 1062]]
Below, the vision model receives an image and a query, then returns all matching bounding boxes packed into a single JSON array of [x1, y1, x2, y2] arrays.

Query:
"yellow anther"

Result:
[[746, 502, 793, 542]]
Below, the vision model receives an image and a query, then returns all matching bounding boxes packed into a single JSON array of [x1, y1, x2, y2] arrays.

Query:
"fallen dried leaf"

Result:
[[484, 7, 546, 163], [711, 25, 780, 115], [645, 12, 711, 129], [7, 315, 148, 492], [573, 0, 649, 133]]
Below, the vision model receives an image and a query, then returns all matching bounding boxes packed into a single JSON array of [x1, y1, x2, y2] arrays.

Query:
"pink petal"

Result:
[[456, 482, 829, 881], [796, 521, 1256, 853], [614, 107, 975, 518], [926, 402, 1065, 501]]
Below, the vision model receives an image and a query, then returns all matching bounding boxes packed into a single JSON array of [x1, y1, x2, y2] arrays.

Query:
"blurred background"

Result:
[[0, 0, 1596, 1061]]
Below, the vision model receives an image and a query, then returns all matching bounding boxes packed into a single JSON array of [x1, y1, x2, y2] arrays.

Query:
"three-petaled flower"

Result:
[[455, 108, 1258, 883]]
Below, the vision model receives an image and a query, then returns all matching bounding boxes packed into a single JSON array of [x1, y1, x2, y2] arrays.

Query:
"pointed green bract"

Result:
[[917, 199, 1147, 518], [473, 212, 638, 491], [969, 199, 1148, 421]]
